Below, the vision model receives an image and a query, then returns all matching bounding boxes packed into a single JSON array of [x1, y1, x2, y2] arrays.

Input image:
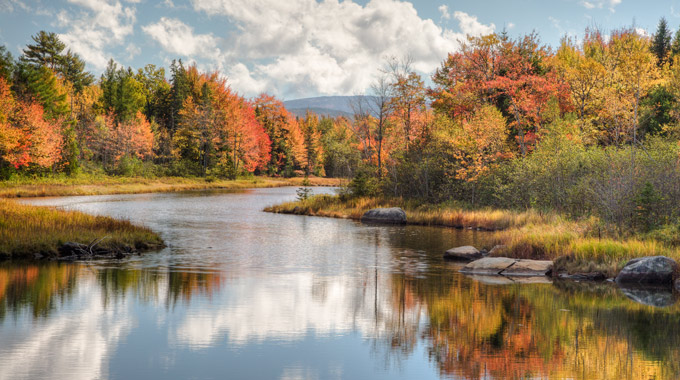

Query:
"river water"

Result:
[[3, 187, 680, 380]]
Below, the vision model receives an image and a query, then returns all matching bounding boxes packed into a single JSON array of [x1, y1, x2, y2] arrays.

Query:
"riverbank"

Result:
[[0, 199, 164, 260], [0, 175, 345, 198], [265, 194, 680, 277]]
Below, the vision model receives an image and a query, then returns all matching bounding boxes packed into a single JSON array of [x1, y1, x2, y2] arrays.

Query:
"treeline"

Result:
[[0, 31, 361, 179], [347, 18, 680, 234]]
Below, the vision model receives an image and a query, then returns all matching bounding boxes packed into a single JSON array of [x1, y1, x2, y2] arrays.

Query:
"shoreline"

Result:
[[0, 175, 346, 199], [265, 194, 680, 279]]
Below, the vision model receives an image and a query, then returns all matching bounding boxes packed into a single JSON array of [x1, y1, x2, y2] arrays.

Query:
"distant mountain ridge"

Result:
[[283, 95, 375, 118]]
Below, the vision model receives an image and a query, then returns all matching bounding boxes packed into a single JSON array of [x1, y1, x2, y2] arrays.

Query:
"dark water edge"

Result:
[[1, 187, 679, 380]]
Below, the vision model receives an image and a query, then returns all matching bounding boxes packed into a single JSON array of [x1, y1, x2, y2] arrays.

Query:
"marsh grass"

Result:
[[0, 175, 346, 198], [267, 194, 680, 276], [0, 199, 164, 259]]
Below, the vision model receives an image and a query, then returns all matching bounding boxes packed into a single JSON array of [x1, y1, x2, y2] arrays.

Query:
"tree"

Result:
[[0, 46, 14, 82], [100, 60, 146, 124], [440, 105, 509, 183], [21, 31, 65, 71], [299, 111, 324, 175], [254, 94, 305, 176], [388, 56, 427, 151], [652, 18, 672, 66], [59, 50, 94, 94]]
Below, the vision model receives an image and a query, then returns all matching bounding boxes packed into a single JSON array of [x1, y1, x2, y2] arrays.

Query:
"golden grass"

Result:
[[0, 175, 346, 198], [0, 199, 164, 259], [265, 194, 551, 230], [267, 194, 680, 277]]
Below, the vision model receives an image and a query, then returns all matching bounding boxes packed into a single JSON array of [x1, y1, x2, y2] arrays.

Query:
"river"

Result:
[[2, 187, 680, 380]]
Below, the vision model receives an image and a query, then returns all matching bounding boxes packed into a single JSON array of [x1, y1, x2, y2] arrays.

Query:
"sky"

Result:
[[0, 0, 679, 100]]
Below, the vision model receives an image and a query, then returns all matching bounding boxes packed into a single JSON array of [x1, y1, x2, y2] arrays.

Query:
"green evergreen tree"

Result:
[[0, 45, 14, 82], [671, 29, 680, 59], [21, 31, 65, 70], [59, 50, 93, 94], [652, 18, 672, 66]]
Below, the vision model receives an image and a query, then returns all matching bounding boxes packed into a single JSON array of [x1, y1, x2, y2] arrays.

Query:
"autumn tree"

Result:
[[254, 94, 305, 176]]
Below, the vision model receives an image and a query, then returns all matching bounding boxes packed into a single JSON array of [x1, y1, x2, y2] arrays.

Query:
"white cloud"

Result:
[[0, 0, 29, 12], [580, 0, 622, 12], [142, 17, 221, 60], [57, 0, 136, 69], [181, 0, 494, 97], [438, 4, 450, 20], [507, 22, 516, 30]]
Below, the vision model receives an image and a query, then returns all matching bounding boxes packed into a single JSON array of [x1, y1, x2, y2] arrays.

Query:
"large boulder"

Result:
[[615, 256, 679, 285], [459, 257, 518, 275], [361, 207, 407, 224], [444, 246, 482, 261]]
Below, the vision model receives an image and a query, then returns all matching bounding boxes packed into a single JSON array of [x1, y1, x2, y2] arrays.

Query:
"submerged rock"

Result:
[[361, 207, 407, 224], [443, 246, 482, 261], [615, 256, 678, 285]]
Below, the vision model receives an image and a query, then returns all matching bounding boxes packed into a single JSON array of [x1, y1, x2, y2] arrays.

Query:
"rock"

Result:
[[460, 257, 518, 275], [502, 259, 553, 277], [466, 275, 515, 285], [361, 207, 407, 224], [443, 246, 482, 261], [620, 285, 677, 307], [487, 245, 507, 256], [615, 256, 679, 285], [460, 257, 554, 277]]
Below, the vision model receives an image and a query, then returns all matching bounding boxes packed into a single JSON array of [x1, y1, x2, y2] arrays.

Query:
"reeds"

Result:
[[0, 199, 164, 259]]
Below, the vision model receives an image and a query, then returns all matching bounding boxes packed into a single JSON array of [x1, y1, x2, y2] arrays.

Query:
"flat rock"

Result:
[[361, 207, 407, 224], [615, 256, 678, 285], [460, 257, 518, 275], [466, 275, 515, 285], [443, 246, 482, 261], [503, 260, 553, 277]]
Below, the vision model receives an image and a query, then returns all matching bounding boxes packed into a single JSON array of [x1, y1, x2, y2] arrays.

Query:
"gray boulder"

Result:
[[361, 207, 407, 224], [502, 260, 553, 277], [444, 246, 482, 261], [615, 256, 679, 285]]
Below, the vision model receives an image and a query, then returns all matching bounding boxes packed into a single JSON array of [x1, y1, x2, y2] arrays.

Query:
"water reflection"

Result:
[[2, 189, 680, 379]]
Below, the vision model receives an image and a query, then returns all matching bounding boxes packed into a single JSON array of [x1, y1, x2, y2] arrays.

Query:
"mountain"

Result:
[[283, 96, 370, 118]]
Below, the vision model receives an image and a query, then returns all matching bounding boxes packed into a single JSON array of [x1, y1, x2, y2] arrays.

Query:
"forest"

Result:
[[4, 19, 680, 239]]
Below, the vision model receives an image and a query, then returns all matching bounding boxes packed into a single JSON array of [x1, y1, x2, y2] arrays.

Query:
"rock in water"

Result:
[[615, 256, 679, 285], [59, 242, 89, 257], [459, 257, 518, 275], [502, 260, 553, 276], [361, 207, 407, 224], [444, 246, 482, 261]]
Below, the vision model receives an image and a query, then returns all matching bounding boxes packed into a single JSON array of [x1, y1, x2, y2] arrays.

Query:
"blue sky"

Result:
[[0, 0, 678, 99]]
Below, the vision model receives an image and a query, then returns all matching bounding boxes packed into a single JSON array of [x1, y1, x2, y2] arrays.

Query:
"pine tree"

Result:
[[0, 46, 14, 82], [21, 31, 65, 70], [652, 18, 672, 66], [59, 50, 93, 94], [671, 29, 680, 59]]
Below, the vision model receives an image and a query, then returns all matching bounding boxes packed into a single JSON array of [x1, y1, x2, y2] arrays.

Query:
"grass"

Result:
[[0, 199, 165, 259], [265, 194, 551, 230], [267, 194, 680, 277], [0, 174, 346, 198]]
